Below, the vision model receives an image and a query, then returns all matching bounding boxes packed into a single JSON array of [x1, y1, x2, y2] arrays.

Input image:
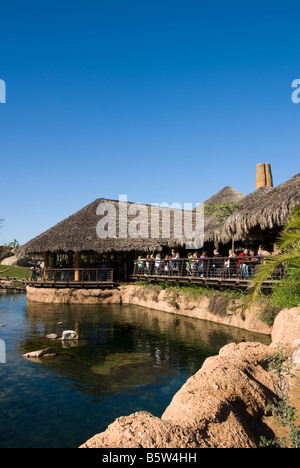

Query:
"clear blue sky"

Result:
[[0, 0, 299, 245]]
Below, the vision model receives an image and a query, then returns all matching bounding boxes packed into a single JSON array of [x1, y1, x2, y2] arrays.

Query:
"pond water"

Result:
[[0, 293, 271, 448]]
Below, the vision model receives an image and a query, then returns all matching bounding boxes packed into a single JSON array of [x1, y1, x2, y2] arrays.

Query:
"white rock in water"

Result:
[[62, 330, 78, 340], [23, 348, 57, 358]]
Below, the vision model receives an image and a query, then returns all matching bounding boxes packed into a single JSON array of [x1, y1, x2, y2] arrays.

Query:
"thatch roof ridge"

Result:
[[18, 186, 247, 256], [217, 173, 300, 243], [17, 197, 192, 256], [16, 173, 299, 256], [203, 186, 245, 205]]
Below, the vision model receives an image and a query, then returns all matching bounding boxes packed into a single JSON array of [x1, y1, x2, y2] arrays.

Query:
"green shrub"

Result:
[[271, 267, 300, 309], [257, 303, 280, 327]]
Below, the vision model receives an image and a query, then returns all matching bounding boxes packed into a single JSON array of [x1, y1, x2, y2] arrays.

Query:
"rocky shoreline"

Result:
[[25, 284, 300, 448], [80, 342, 278, 448], [26, 283, 272, 335], [80, 308, 300, 448]]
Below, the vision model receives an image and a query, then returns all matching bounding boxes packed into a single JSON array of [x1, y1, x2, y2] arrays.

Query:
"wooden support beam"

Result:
[[44, 252, 49, 280], [74, 252, 81, 282]]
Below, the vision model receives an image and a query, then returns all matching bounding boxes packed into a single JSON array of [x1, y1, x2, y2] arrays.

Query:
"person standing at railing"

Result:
[[238, 248, 250, 279], [248, 249, 259, 277], [170, 249, 180, 269], [257, 245, 271, 263], [170, 249, 176, 269], [174, 252, 180, 274], [155, 254, 161, 274], [192, 251, 201, 276], [163, 255, 170, 275], [30, 265, 38, 280], [199, 250, 208, 277], [224, 249, 236, 277], [211, 249, 223, 277], [186, 252, 194, 275], [149, 254, 155, 274], [145, 255, 151, 275], [135, 256, 144, 274], [169, 250, 180, 275]]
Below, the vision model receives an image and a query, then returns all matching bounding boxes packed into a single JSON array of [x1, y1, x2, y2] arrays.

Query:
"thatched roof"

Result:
[[217, 173, 300, 243], [202, 186, 245, 206], [17, 198, 196, 256], [17, 173, 299, 257], [18, 186, 247, 257]]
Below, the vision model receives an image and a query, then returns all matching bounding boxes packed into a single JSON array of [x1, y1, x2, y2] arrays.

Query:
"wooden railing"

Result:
[[131, 256, 285, 287], [27, 268, 114, 288]]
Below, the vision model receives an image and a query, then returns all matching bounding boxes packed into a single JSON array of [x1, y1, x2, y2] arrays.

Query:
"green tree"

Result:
[[249, 204, 300, 303], [7, 239, 20, 249], [204, 202, 241, 224]]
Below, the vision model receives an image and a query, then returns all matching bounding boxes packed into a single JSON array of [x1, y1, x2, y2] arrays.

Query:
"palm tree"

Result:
[[249, 204, 300, 302]]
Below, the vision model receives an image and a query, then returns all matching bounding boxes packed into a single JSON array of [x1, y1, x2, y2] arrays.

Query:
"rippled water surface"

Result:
[[0, 293, 270, 448]]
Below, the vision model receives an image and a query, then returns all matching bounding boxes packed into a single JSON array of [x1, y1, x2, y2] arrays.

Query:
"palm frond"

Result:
[[248, 250, 300, 302], [277, 229, 300, 250]]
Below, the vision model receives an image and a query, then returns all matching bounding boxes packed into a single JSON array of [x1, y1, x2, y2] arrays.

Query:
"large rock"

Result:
[[162, 342, 276, 444], [80, 342, 277, 448], [23, 348, 57, 359], [1, 255, 31, 267], [270, 307, 300, 375], [270, 308, 300, 354], [26, 286, 121, 305], [1, 255, 18, 266], [80, 412, 201, 449], [46, 334, 59, 340], [61, 330, 78, 340]]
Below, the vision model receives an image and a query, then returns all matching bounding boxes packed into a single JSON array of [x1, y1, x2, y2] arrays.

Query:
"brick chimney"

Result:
[[255, 163, 273, 190]]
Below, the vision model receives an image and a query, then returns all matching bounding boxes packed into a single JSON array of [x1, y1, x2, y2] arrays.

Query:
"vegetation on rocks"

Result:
[[261, 346, 300, 448], [250, 204, 300, 309]]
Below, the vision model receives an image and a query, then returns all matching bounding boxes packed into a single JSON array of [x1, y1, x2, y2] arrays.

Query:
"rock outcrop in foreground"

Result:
[[80, 342, 277, 448], [80, 307, 300, 449]]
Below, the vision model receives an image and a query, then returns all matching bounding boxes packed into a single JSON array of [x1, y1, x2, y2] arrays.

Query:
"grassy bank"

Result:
[[0, 266, 28, 279]]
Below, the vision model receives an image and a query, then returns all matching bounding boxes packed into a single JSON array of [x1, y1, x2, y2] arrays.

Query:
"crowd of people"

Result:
[[134, 245, 276, 279]]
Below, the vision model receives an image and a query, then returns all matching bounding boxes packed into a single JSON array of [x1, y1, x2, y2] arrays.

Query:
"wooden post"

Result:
[[74, 251, 81, 282], [44, 252, 49, 280]]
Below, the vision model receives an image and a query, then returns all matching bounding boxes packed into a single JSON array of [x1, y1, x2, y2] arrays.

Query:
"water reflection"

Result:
[[21, 302, 270, 396], [0, 295, 271, 448]]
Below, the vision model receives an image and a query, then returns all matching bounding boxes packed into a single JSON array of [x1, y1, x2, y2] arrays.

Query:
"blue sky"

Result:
[[0, 0, 299, 245]]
